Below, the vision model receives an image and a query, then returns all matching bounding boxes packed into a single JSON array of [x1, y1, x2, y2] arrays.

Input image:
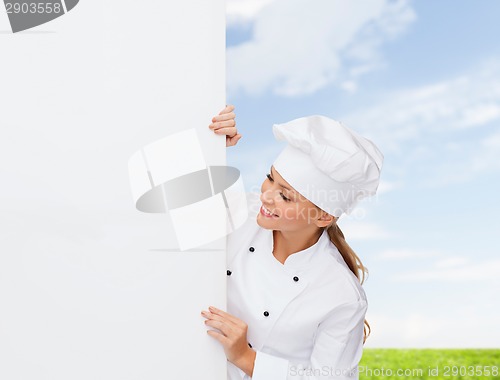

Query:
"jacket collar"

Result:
[[260, 227, 329, 270]]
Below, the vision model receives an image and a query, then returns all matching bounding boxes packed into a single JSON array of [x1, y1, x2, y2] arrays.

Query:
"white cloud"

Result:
[[227, 0, 416, 96], [482, 130, 500, 148], [422, 128, 500, 187], [343, 61, 500, 151], [434, 256, 469, 268], [375, 249, 441, 261], [337, 221, 392, 240], [391, 258, 500, 283], [340, 81, 358, 94], [226, 0, 276, 25], [342, 60, 500, 187], [366, 310, 500, 348], [461, 103, 500, 127], [376, 180, 402, 194], [365, 313, 448, 348]]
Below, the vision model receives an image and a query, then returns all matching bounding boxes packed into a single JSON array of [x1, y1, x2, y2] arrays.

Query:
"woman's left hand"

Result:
[[209, 104, 241, 147], [201, 306, 255, 372]]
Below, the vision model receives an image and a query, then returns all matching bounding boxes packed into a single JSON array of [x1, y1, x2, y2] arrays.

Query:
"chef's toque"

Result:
[[272, 115, 384, 217]]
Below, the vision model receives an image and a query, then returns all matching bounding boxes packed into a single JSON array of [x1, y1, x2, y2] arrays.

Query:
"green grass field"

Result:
[[359, 349, 500, 379]]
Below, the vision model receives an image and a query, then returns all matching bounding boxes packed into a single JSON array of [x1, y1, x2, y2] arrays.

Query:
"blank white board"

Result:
[[0, 1, 227, 379]]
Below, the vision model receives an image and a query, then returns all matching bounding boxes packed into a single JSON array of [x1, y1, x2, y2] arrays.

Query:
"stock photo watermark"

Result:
[[250, 183, 382, 221], [3, 0, 79, 33], [288, 365, 499, 378], [358, 364, 499, 378]]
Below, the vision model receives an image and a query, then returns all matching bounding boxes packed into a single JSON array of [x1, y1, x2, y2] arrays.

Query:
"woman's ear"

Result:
[[317, 211, 335, 227]]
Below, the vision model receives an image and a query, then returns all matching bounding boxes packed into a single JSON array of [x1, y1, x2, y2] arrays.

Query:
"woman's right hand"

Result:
[[208, 104, 242, 147]]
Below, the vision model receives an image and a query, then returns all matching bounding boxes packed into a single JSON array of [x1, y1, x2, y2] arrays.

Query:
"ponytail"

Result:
[[325, 223, 371, 344]]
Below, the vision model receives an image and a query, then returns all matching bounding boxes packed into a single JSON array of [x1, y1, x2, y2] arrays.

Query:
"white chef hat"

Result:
[[272, 115, 384, 217]]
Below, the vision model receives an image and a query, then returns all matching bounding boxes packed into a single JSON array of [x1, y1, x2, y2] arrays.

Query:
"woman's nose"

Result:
[[260, 192, 270, 204], [261, 188, 278, 204]]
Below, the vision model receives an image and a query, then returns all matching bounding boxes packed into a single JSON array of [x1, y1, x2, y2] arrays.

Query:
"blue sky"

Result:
[[225, 0, 500, 348]]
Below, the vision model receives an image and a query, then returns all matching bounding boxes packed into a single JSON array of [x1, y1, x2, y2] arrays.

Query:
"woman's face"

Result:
[[257, 165, 334, 232]]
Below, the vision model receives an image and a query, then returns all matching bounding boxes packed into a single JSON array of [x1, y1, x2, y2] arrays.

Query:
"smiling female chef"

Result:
[[202, 105, 383, 379]]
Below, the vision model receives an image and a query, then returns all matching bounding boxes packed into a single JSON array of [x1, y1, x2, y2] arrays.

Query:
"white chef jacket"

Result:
[[226, 193, 368, 380]]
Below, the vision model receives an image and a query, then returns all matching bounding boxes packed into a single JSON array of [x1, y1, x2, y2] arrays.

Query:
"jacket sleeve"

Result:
[[250, 300, 368, 380]]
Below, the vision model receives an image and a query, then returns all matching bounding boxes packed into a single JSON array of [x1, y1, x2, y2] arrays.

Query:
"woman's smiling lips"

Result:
[[260, 205, 278, 218]]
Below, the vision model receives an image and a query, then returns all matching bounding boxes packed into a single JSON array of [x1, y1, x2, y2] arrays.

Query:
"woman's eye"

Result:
[[266, 173, 290, 201], [280, 193, 290, 202]]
